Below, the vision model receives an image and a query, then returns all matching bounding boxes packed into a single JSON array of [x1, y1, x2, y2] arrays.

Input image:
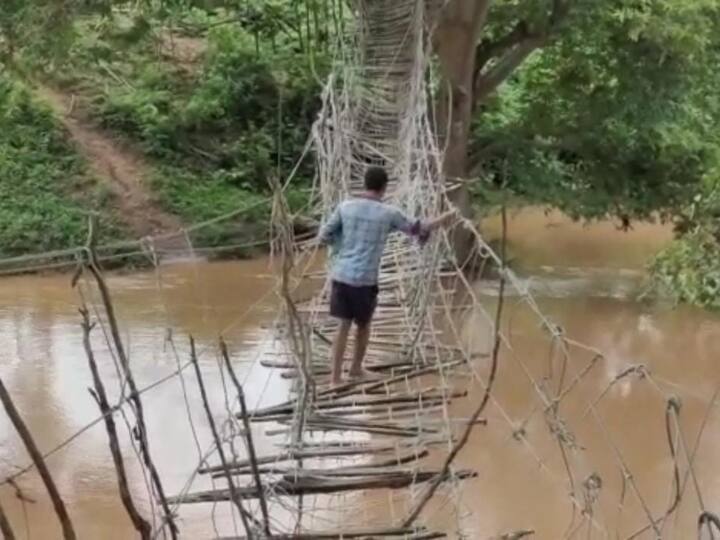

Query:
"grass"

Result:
[[0, 76, 127, 258]]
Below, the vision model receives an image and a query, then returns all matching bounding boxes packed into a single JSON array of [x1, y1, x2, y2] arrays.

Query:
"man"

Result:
[[318, 166, 457, 386]]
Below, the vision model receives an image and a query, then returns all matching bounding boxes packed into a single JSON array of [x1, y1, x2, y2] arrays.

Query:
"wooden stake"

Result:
[[0, 498, 16, 540], [189, 338, 255, 538], [0, 377, 76, 540], [80, 308, 151, 539], [219, 339, 271, 537]]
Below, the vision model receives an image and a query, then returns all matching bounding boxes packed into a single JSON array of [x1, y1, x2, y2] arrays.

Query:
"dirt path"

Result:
[[35, 85, 183, 240]]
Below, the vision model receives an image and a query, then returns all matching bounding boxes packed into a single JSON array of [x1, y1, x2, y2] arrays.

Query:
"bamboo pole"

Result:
[[250, 390, 465, 419], [214, 526, 444, 539], [402, 209, 509, 527], [168, 469, 476, 505], [211, 449, 430, 479], [80, 308, 151, 539], [80, 216, 178, 538], [188, 338, 255, 538], [199, 445, 405, 475], [219, 340, 271, 537], [0, 498, 16, 540], [0, 377, 76, 540]]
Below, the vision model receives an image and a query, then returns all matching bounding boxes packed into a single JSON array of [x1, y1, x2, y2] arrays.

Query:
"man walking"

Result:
[[318, 166, 456, 386]]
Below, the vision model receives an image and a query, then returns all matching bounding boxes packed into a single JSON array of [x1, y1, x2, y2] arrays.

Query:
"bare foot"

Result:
[[348, 369, 381, 381]]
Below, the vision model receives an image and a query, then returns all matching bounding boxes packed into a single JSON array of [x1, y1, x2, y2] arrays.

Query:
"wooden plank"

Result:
[[168, 469, 477, 504], [199, 445, 400, 475], [215, 527, 445, 539], [210, 449, 430, 479]]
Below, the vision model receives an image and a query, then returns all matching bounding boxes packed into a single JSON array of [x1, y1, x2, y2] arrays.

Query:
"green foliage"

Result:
[[0, 77, 124, 255], [74, 18, 320, 182], [650, 228, 720, 309], [649, 165, 720, 308], [18, 4, 320, 249], [6, 0, 720, 292], [473, 0, 720, 223], [150, 165, 269, 246]]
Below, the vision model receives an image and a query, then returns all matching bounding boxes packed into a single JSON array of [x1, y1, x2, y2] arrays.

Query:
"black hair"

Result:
[[364, 166, 389, 192]]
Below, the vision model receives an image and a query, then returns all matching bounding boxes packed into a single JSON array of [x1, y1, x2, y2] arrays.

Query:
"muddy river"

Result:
[[1, 209, 718, 539]]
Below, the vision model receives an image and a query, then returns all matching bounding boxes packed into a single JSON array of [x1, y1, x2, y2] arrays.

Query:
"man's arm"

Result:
[[317, 206, 342, 245], [391, 208, 457, 238]]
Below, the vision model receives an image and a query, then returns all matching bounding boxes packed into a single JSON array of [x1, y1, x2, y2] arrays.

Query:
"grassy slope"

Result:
[[29, 13, 318, 250], [0, 76, 127, 257]]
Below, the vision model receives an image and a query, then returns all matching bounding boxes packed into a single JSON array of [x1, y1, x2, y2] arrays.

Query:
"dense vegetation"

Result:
[[2, 1, 720, 307], [59, 18, 317, 220], [2, 2, 325, 250], [0, 76, 123, 256]]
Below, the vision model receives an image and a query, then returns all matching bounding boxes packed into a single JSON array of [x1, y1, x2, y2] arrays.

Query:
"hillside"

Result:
[[1, 7, 321, 258], [0, 76, 128, 257]]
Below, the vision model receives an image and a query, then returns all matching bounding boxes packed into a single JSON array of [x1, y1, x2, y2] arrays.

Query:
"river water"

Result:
[[0, 209, 718, 539]]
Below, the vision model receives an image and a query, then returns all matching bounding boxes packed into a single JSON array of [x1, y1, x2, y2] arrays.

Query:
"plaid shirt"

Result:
[[318, 197, 425, 286]]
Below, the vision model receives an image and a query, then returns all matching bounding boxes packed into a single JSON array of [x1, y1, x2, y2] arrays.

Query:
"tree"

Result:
[[0, 0, 101, 68], [430, 0, 720, 259]]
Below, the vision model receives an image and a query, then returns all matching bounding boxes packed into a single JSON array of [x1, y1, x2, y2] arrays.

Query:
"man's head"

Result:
[[364, 166, 389, 194]]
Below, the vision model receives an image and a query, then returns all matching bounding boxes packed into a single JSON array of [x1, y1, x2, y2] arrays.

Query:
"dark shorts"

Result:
[[329, 281, 379, 325]]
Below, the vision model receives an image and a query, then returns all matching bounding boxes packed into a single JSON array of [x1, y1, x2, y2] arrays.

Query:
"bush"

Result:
[[649, 172, 720, 309], [72, 20, 320, 186], [650, 229, 720, 309]]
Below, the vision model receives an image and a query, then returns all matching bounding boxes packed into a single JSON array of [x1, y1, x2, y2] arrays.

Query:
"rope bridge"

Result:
[[169, 1, 475, 537]]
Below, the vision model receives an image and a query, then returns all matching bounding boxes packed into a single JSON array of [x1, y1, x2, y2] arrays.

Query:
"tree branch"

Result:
[[472, 0, 572, 107], [474, 36, 544, 105], [80, 308, 152, 539], [0, 377, 76, 540], [81, 215, 178, 539], [474, 20, 532, 75]]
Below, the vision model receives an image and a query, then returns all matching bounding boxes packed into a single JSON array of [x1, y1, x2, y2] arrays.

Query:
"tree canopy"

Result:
[[435, 0, 720, 221]]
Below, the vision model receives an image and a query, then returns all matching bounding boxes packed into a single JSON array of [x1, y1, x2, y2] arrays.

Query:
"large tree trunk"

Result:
[[433, 1, 491, 267], [430, 0, 558, 266]]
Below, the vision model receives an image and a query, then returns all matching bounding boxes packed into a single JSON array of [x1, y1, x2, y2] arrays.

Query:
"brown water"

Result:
[[1, 208, 718, 539]]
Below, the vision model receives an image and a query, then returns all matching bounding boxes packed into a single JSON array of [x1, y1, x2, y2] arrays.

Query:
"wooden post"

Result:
[[220, 339, 271, 536], [0, 498, 16, 540], [189, 338, 255, 538], [0, 377, 76, 540], [80, 308, 152, 539], [80, 215, 178, 538]]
